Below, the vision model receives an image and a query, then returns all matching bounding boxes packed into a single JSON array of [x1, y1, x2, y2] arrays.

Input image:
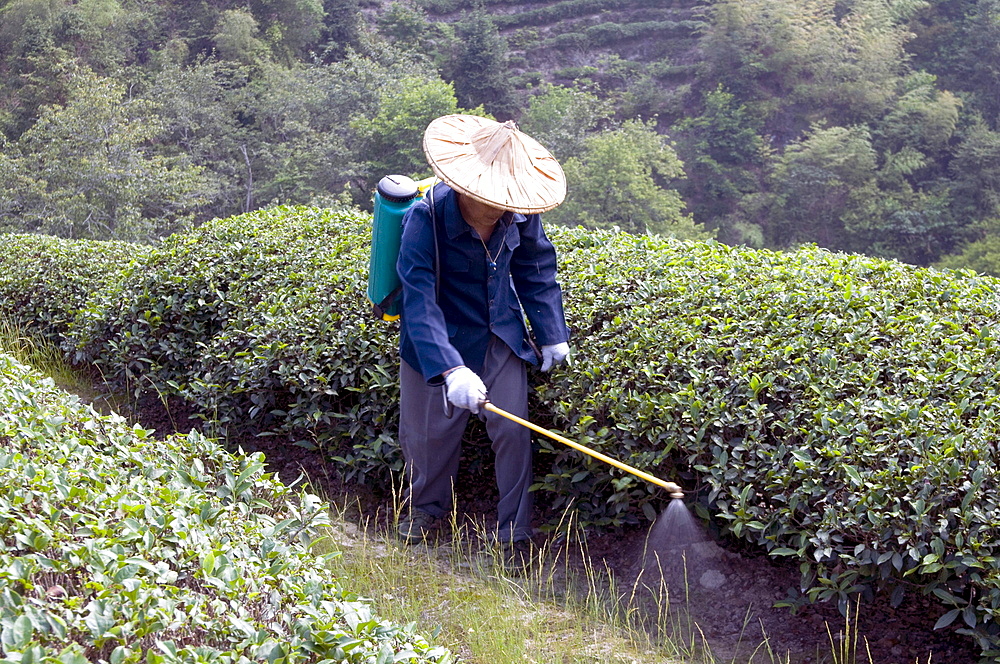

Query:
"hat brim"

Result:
[[423, 115, 566, 214]]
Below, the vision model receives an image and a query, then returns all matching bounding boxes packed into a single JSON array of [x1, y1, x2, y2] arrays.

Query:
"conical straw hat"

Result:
[[422, 114, 566, 214]]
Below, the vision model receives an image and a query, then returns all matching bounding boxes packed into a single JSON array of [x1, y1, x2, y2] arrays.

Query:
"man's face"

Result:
[[458, 194, 506, 225]]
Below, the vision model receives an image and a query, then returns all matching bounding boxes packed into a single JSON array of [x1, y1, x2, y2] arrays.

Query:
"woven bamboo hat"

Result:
[[422, 114, 566, 214]]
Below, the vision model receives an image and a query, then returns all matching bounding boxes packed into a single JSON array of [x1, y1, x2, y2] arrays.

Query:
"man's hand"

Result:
[[445, 366, 487, 413], [540, 342, 570, 371]]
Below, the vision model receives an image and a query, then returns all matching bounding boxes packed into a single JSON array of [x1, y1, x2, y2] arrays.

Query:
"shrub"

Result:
[[0, 351, 452, 661], [69, 206, 404, 482], [0, 233, 147, 343], [18, 208, 1000, 659], [539, 227, 1000, 655]]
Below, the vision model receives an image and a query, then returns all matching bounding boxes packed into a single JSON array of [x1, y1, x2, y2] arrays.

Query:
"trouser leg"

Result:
[[399, 358, 470, 518], [480, 337, 533, 542]]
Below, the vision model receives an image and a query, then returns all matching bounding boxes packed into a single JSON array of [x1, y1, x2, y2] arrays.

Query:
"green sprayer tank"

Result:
[[368, 174, 422, 321]]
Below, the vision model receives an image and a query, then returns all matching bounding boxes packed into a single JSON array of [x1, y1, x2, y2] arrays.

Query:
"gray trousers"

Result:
[[399, 336, 533, 542]]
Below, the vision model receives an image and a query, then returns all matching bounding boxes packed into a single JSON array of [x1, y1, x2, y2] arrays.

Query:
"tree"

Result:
[[451, 8, 515, 119], [765, 124, 879, 251], [321, 0, 363, 60], [919, 0, 1000, 125], [0, 70, 209, 241], [875, 72, 961, 157], [0, 0, 153, 139], [672, 85, 767, 242], [148, 58, 248, 219], [517, 83, 613, 161], [376, 1, 430, 46], [349, 76, 486, 196], [949, 122, 1000, 224], [545, 119, 712, 241], [256, 0, 325, 62], [699, 0, 914, 134], [935, 233, 1000, 277], [213, 9, 269, 65]]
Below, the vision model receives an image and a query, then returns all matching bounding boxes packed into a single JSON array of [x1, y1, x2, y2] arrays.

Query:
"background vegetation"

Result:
[[5, 0, 1000, 273]]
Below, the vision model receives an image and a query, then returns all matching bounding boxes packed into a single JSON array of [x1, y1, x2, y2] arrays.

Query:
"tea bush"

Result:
[[494, 1, 686, 29], [68, 206, 404, 481], [0, 351, 452, 662], [541, 227, 1000, 656], [0, 233, 146, 342], [15, 207, 1000, 658]]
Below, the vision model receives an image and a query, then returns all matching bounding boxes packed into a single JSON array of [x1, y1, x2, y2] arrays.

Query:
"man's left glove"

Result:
[[540, 342, 571, 371]]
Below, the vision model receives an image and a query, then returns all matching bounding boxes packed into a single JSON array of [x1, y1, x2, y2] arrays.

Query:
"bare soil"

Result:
[[131, 396, 981, 664]]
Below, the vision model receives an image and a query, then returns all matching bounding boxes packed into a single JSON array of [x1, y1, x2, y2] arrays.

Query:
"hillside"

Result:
[[418, 0, 704, 83], [363, 0, 705, 101], [6, 0, 1000, 272]]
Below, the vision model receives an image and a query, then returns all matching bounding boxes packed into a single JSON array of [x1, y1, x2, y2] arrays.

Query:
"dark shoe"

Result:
[[496, 539, 534, 573], [396, 510, 439, 544]]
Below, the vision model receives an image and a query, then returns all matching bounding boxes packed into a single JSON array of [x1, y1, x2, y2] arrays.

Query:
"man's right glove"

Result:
[[445, 366, 487, 414]]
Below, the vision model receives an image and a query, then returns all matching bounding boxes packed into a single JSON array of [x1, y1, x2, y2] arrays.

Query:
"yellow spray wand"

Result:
[[482, 402, 684, 499]]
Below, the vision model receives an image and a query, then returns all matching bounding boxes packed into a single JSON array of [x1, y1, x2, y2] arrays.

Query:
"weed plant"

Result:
[[0, 314, 97, 399]]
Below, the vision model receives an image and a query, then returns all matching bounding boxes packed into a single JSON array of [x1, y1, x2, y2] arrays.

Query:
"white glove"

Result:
[[540, 342, 571, 371], [445, 366, 487, 414]]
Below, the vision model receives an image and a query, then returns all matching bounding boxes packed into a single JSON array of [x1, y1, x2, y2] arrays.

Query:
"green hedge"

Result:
[[534, 20, 702, 51], [0, 351, 452, 662], [493, 0, 671, 29], [14, 208, 1000, 658], [542, 228, 1000, 655], [68, 206, 402, 483], [0, 233, 147, 342]]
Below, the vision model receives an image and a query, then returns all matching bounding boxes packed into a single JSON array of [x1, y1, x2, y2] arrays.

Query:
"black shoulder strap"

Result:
[[430, 181, 441, 304]]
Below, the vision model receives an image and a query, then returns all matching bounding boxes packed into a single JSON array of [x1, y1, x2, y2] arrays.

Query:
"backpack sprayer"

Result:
[[367, 174, 436, 321]]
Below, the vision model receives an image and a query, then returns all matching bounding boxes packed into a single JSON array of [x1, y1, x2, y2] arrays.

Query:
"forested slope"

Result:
[[5, 0, 1000, 273]]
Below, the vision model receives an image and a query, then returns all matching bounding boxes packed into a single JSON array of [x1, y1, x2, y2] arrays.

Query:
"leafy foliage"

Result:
[[0, 70, 209, 242], [350, 77, 486, 193], [15, 206, 1000, 656], [0, 233, 148, 342], [545, 119, 710, 239], [541, 226, 1000, 653], [0, 351, 452, 662], [68, 206, 404, 483], [6, 0, 1000, 268], [451, 8, 515, 119], [518, 83, 614, 161], [935, 235, 1000, 277]]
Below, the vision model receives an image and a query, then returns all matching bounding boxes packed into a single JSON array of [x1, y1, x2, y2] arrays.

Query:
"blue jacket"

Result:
[[397, 183, 570, 384]]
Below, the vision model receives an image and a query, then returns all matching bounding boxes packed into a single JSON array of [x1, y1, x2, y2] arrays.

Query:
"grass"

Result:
[[312, 492, 833, 664], [317, 499, 695, 664], [0, 316, 89, 393], [0, 314, 125, 412]]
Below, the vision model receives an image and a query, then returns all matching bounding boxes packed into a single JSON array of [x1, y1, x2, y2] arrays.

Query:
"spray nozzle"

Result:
[[664, 481, 684, 499]]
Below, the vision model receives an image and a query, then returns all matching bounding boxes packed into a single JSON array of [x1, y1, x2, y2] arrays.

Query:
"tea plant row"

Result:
[[0, 351, 452, 662], [5, 207, 1000, 657]]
